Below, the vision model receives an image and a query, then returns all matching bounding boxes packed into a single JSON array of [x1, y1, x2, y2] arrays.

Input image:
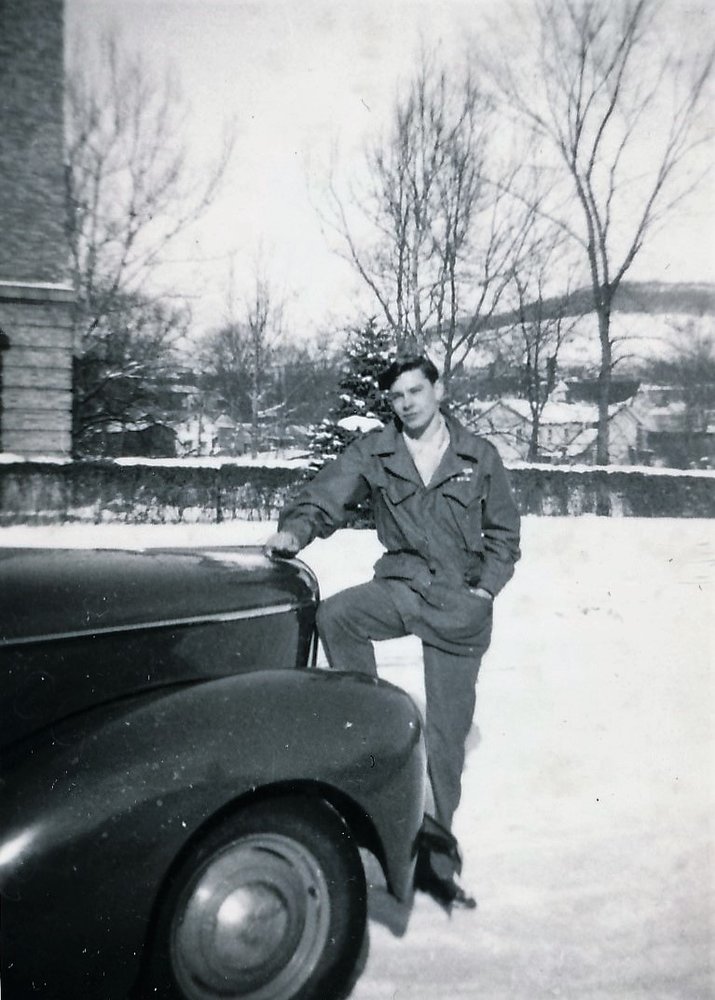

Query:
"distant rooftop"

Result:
[[478, 397, 627, 426]]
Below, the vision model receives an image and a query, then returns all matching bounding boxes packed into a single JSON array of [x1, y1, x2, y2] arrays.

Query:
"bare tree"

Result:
[[243, 270, 285, 457], [65, 32, 233, 452], [505, 233, 580, 460], [201, 258, 285, 457], [272, 335, 343, 428], [200, 326, 340, 452], [199, 323, 253, 427], [488, 0, 713, 462], [325, 51, 535, 380], [72, 291, 189, 454]]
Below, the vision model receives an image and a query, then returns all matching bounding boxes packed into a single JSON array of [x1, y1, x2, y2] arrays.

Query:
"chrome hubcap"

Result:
[[171, 833, 330, 1000]]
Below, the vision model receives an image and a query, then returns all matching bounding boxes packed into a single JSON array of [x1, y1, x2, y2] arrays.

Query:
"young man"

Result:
[[265, 354, 520, 909]]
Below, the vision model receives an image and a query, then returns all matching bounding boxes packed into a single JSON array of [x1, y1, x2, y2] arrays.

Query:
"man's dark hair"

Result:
[[378, 353, 440, 391]]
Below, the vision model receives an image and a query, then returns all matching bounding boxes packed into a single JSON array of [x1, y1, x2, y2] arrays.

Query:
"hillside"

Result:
[[479, 280, 715, 331], [451, 281, 714, 374]]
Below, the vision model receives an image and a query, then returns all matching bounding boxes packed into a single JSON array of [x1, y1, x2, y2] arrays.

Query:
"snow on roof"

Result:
[[561, 427, 598, 456], [485, 397, 627, 425], [466, 400, 495, 414]]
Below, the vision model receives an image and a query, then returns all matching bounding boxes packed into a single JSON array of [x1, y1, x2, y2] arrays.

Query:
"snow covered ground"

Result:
[[1, 516, 712, 1000]]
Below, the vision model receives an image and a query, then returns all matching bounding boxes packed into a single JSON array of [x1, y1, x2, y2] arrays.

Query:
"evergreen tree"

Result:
[[309, 319, 395, 467]]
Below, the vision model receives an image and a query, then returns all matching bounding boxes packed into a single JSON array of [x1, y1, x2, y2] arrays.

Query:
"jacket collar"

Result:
[[368, 420, 401, 456], [368, 421, 418, 484], [444, 414, 482, 462], [368, 413, 482, 485], [369, 413, 481, 457]]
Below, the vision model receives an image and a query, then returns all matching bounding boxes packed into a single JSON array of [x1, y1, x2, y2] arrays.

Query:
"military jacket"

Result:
[[279, 416, 521, 607]]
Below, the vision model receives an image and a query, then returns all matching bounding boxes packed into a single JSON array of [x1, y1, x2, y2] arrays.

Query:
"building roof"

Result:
[[479, 397, 628, 426]]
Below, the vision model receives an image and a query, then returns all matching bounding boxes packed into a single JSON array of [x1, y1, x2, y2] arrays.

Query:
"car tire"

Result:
[[145, 796, 367, 1000]]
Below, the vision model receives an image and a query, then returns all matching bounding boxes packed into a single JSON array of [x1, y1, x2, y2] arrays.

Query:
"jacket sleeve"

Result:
[[478, 443, 521, 597], [277, 441, 371, 550]]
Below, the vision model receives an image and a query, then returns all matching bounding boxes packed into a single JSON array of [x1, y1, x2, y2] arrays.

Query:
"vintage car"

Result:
[[0, 545, 426, 1000]]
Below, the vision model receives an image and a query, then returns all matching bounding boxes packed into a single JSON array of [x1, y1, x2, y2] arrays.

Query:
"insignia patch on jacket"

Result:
[[453, 468, 474, 482]]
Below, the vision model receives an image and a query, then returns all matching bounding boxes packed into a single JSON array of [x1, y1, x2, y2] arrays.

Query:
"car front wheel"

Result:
[[150, 797, 367, 1000]]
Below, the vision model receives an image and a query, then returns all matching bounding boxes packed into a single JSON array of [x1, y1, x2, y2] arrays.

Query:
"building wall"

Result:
[[609, 409, 640, 465], [0, 0, 68, 284], [0, 0, 73, 457], [0, 286, 73, 455]]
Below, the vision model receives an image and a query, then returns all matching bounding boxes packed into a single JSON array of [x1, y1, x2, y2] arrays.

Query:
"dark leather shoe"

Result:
[[417, 814, 463, 873], [414, 852, 477, 913]]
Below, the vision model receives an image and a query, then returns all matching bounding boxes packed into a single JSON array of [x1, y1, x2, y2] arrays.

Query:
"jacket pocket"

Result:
[[441, 479, 484, 552]]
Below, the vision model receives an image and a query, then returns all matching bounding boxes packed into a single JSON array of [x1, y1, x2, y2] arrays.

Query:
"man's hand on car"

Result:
[[264, 531, 301, 558]]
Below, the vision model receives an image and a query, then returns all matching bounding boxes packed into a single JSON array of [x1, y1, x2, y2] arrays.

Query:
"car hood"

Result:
[[0, 546, 318, 643], [0, 546, 320, 750]]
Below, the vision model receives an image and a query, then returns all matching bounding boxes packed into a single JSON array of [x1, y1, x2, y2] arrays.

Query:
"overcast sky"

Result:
[[66, 0, 714, 339]]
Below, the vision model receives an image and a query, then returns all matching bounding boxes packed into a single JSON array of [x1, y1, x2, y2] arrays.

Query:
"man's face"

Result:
[[388, 368, 444, 436]]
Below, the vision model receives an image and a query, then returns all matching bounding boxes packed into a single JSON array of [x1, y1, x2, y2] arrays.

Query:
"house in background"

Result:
[[102, 422, 179, 458], [214, 416, 252, 455], [0, 0, 73, 458], [631, 385, 715, 468], [175, 413, 252, 456], [467, 382, 643, 465]]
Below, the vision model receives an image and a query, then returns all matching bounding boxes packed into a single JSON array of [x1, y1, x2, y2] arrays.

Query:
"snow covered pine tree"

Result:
[[308, 319, 395, 469]]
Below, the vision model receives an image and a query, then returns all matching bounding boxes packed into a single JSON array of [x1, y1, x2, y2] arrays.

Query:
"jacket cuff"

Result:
[[277, 515, 313, 551], [478, 562, 512, 598]]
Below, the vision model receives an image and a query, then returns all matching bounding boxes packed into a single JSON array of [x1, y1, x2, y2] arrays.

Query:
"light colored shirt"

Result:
[[402, 415, 450, 486]]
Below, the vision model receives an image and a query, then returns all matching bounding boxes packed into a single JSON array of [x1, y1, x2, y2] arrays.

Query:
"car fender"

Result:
[[0, 669, 425, 999]]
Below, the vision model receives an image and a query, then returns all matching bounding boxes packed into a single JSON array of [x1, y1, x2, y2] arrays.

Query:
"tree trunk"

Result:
[[250, 372, 259, 459], [528, 417, 539, 462], [595, 307, 612, 466]]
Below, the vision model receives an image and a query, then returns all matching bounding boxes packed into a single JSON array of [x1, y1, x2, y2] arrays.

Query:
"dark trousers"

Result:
[[316, 578, 484, 834]]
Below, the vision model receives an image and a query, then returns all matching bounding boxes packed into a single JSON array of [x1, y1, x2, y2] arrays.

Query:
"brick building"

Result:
[[0, 0, 73, 457]]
